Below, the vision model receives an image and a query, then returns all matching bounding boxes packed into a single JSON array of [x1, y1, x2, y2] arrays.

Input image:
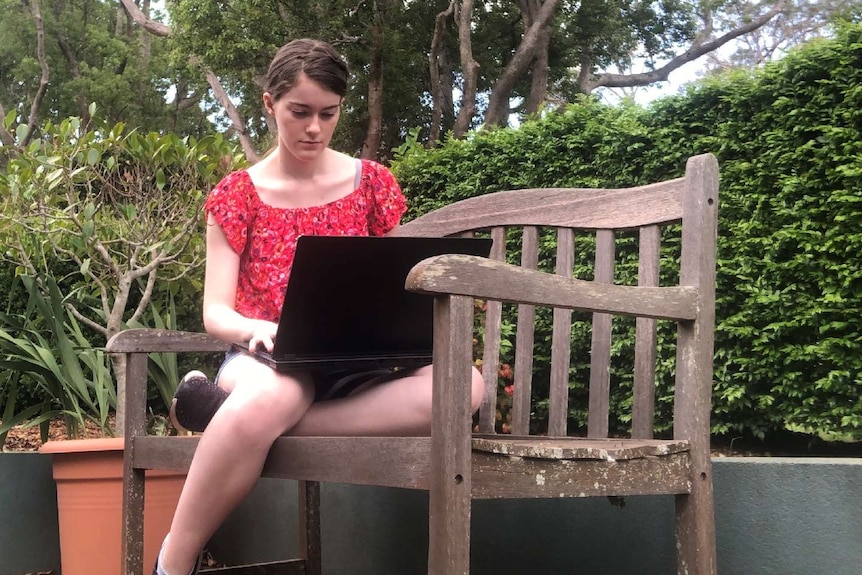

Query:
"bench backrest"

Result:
[[398, 154, 718, 442]]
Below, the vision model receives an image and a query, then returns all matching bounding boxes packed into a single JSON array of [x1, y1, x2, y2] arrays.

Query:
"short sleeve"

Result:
[[204, 170, 254, 255], [364, 161, 407, 236]]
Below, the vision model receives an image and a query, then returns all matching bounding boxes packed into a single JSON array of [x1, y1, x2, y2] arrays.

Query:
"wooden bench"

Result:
[[108, 152, 719, 574]]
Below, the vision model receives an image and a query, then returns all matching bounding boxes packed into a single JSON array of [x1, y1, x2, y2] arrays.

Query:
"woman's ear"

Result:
[[263, 92, 274, 115]]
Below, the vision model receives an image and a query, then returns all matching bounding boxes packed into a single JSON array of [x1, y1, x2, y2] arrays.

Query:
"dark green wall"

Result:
[[3, 456, 861, 575]]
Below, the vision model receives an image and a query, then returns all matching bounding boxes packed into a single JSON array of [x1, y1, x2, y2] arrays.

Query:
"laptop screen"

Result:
[[272, 235, 493, 360]]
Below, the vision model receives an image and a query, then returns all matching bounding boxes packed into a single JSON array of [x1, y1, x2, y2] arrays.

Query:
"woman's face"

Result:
[[265, 72, 342, 163]]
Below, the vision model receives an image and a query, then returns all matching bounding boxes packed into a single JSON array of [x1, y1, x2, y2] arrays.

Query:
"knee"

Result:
[[402, 365, 484, 426], [420, 366, 484, 414], [470, 366, 485, 414], [217, 370, 313, 440]]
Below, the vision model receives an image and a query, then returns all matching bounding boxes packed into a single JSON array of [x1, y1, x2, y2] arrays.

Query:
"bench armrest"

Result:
[[106, 328, 228, 354], [406, 254, 699, 321]]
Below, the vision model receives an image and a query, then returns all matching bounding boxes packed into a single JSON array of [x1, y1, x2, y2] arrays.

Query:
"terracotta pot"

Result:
[[40, 437, 185, 575]]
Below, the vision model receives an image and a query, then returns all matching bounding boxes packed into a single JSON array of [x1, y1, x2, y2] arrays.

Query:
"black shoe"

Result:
[[169, 370, 228, 433]]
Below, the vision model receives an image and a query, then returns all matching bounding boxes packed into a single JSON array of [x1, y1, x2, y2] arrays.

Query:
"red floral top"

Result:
[[204, 160, 406, 322]]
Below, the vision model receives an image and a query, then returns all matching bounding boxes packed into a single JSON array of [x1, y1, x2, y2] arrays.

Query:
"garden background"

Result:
[[1, 18, 861, 450]]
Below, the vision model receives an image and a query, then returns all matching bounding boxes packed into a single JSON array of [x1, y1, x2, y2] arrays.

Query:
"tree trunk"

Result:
[[24, 0, 50, 148], [361, 24, 385, 159], [453, 0, 479, 139], [140, 0, 152, 65], [53, 3, 90, 122], [525, 26, 551, 115], [429, 1, 455, 147], [484, 0, 558, 127]]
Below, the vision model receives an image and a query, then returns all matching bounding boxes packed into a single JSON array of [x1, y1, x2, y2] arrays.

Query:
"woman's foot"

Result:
[[152, 536, 203, 575], [152, 553, 202, 575], [170, 370, 228, 433]]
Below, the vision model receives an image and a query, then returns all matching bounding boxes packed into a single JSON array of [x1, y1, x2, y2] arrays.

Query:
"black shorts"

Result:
[[213, 349, 395, 402]]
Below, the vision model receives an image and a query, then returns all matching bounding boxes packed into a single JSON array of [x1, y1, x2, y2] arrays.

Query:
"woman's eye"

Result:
[[320, 113, 336, 120], [291, 109, 309, 118]]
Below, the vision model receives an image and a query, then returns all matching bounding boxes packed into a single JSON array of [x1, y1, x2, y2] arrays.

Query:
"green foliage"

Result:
[[0, 276, 115, 442], [392, 23, 862, 440], [0, 109, 244, 436], [0, 0, 212, 137], [0, 109, 245, 342]]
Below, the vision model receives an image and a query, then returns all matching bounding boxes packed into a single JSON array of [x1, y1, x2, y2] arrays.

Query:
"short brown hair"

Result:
[[264, 39, 349, 101]]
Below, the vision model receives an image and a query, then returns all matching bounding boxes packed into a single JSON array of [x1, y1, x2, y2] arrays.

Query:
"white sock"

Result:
[[155, 534, 171, 575], [157, 535, 199, 575]]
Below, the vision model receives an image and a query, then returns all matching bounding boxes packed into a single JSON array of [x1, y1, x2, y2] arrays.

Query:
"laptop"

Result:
[[233, 234, 493, 372]]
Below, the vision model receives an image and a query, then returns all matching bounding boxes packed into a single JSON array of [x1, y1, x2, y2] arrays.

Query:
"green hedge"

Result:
[[392, 23, 862, 440]]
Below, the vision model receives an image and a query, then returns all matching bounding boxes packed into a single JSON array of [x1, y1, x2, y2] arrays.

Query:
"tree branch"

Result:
[[0, 101, 15, 147], [24, 0, 50, 147], [117, 0, 258, 161], [583, 1, 786, 92], [199, 62, 259, 163], [117, 0, 170, 37]]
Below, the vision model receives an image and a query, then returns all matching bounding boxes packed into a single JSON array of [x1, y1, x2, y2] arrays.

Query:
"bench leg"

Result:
[[427, 295, 474, 575], [299, 480, 322, 575], [674, 472, 717, 575]]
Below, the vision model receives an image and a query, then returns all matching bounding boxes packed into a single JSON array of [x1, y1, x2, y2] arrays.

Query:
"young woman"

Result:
[[153, 39, 485, 575]]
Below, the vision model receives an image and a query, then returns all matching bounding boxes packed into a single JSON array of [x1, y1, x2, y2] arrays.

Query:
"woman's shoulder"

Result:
[[359, 158, 391, 174], [358, 158, 398, 188], [215, 168, 253, 189], [205, 169, 257, 215], [209, 169, 255, 200]]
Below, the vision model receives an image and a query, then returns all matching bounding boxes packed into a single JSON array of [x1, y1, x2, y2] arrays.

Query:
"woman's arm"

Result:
[[202, 213, 278, 351]]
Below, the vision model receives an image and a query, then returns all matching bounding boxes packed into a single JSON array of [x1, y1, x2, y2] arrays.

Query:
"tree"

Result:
[[445, 0, 793, 131], [0, 0, 218, 161], [3, 1, 840, 159]]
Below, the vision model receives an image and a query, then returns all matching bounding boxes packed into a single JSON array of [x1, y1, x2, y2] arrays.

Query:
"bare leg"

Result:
[[289, 365, 485, 436], [160, 362, 483, 573], [159, 355, 314, 575]]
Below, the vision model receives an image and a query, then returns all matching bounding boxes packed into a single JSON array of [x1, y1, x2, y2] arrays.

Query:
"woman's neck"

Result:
[[271, 147, 333, 180]]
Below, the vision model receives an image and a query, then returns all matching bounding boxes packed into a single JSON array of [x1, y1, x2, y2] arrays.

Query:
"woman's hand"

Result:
[[249, 320, 279, 353]]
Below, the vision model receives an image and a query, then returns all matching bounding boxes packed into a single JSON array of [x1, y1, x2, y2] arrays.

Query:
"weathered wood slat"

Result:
[[674, 153, 720, 575], [471, 436, 689, 460], [406, 254, 698, 321], [548, 228, 575, 437], [471, 451, 692, 499], [428, 295, 475, 575], [107, 328, 228, 353], [588, 230, 615, 439], [512, 226, 538, 436], [398, 179, 685, 237], [478, 227, 507, 434], [132, 436, 432, 490], [633, 225, 661, 439], [122, 352, 148, 575]]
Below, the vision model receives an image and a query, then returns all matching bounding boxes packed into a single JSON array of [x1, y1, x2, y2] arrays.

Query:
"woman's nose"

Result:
[[306, 115, 321, 134]]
